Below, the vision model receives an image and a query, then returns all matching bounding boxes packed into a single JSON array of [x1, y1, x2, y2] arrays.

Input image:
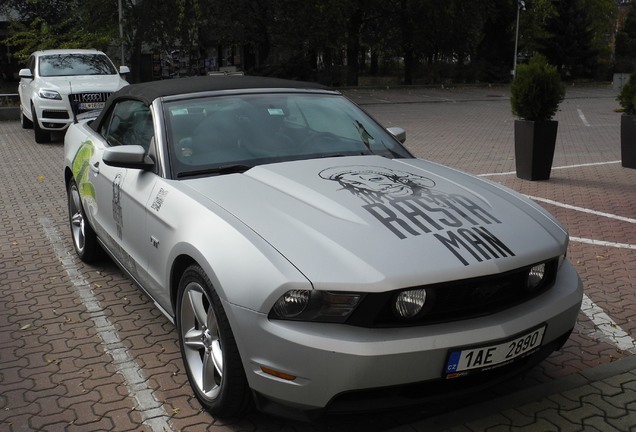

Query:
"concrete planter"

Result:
[[621, 114, 636, 169], [514, 119, 558, 181]]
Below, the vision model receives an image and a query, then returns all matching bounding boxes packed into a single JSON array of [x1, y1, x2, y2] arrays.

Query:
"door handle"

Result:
[[90, 161, 100, 173]]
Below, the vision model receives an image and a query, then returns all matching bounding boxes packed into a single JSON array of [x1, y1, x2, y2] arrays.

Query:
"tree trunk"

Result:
[[346, 8, 362, 86]]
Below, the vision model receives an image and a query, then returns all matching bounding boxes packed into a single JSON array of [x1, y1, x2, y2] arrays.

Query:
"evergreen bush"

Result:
[[618, 72, 636, 116], [510, 54, 565, 122]]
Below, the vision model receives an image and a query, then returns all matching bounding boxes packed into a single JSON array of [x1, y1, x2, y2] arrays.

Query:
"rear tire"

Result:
[[176, 265, 252, 417], [32, 105, 51, 143]]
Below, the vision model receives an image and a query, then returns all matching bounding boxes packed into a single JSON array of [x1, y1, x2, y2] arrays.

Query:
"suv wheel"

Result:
[[21, 110, 33, 129], [32, 105, 51, 143]]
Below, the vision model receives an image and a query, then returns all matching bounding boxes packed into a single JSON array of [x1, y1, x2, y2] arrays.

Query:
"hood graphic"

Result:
[[183, 156, 567, 291], [318, 164, 512, 266], [319, 165, 437, 201]]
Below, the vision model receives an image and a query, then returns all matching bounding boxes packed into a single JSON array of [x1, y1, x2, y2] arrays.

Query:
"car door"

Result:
[[19, 55, 36, 117], [93, 99, 158, 279]]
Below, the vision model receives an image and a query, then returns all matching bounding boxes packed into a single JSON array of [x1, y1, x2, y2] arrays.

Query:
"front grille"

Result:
[[347, 258, 559, 327], [70, 92, 111, 103], [69, 92, 112, 114], [42, 110, 70, 119]]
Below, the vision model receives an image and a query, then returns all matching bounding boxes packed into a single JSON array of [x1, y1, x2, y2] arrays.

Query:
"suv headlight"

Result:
[[38, 89, 62, 100], [269, 290, 363, 323]]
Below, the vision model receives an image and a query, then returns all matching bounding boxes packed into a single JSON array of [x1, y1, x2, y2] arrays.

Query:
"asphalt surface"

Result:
[[1, 84, 635, 431]]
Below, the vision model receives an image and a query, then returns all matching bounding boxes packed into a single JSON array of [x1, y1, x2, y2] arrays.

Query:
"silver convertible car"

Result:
[[63, 76, 583, 419]]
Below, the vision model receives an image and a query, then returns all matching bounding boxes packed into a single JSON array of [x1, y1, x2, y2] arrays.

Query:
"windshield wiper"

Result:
[[354, 120, 374, 152], [177, 163, 253, 178], [316, 151, 371, 158]]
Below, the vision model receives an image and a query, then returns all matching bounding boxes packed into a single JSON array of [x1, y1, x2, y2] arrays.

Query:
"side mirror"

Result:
[[103, 145, 154, 170], [119, 65, 130, 75], [19, 68, 33, 79], [387, 127, 406, 143]]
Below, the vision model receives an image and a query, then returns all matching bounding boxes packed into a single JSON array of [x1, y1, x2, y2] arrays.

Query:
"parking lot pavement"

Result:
[[1, 85, 635, 431]]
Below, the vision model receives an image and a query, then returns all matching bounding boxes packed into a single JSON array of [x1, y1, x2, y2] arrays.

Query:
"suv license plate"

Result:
[[79, 102, 105, 110], [445, 325, 546, 378]]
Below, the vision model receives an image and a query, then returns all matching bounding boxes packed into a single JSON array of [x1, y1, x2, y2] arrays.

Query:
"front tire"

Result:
[[32, 105, 51, 143], [176, 265, 252, 417], [21, 110, 33, 129], [67, 178, 100, 263]]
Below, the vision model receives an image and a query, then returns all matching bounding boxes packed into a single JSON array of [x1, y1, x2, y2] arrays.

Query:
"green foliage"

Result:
[[0, 0, 623, 84], [616, 4, 636, 73], [6, 18, 115, 63], [510, 54, 565, 121], [540, 0, 598, 79], [3, 0, 118, 63], [618, 72, 636, 115]]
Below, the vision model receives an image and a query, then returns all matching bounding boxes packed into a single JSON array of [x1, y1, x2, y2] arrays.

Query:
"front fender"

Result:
[[144, 181, 311, 316]]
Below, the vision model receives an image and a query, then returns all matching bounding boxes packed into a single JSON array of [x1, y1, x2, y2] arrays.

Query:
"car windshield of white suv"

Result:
[[39, 54, 117, 77], [165, 93, 413, 178]]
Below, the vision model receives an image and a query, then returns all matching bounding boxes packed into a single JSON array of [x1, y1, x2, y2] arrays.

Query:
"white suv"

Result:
[[19, 49, 130, 143]]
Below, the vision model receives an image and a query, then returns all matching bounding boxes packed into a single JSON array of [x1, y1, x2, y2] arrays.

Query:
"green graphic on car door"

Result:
[[71, 140, 96, 200]]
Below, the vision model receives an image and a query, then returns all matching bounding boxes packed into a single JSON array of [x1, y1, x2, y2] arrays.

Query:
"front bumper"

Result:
[[225, 259, 583, 416], [33, 98, 73, 131]]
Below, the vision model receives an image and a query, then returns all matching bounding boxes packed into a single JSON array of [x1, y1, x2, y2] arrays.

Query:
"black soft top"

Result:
[[91, 75, 330, 131]]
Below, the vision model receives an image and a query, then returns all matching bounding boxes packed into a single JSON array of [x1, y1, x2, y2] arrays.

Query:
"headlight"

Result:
[[526, 262, 546, 291], [271, 290, 309, 318], [38, 89, 62, 100], [269, 290, 363, 323], [393, 288, 428, 319]]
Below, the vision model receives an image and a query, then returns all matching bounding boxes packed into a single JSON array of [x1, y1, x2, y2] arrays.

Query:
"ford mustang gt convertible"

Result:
[[63, 75, 583, 419]]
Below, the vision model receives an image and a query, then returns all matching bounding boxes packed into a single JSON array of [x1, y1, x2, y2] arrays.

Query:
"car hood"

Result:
[[184, 156, 568, 292], [37, 74, 127, 93]]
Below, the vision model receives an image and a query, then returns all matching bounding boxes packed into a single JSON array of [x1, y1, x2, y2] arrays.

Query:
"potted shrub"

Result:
[[617, 72, 636, 169], [510, 54, 566, 180]]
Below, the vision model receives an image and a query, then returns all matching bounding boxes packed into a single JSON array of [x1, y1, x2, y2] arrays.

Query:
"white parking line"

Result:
[[570, 237, 636, 250], [526, 196, 636, 350], [577, 108, 591, 127], [524, 197, 636, 352], [551, 160, 622, 170], [479, 160, 621, 177], [528, 195, 636, 225], [40, 218, 174, 432], [581, 294, 636, 353], [528, 196, 636, 250], [480, 164, 636, 354]]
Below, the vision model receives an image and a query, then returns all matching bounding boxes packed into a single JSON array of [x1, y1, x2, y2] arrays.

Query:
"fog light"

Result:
[[527, 263, 546, 291], [394, 288, 427, 319]]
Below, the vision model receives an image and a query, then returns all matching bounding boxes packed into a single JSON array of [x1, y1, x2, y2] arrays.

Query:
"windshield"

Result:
[[165, 92, 412, 178], [39, 54, 117, 77]]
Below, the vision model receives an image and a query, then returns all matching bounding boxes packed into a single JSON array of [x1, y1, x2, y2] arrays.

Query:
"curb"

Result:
[[0, 107, 20, 121]]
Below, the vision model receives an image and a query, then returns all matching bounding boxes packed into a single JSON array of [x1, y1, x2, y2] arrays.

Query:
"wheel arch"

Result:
[[170, 254, 198, 313], [64, 166, 74, 188]]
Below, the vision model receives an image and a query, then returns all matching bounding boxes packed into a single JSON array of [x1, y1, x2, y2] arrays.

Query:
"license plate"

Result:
[[78, 102, 105, 110], [445, 325, 546, 378]]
